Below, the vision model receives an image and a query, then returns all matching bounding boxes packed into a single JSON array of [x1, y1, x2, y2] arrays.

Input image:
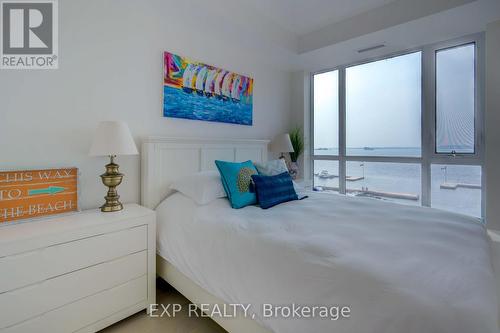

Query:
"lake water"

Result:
[[313, 148, 482, 218]]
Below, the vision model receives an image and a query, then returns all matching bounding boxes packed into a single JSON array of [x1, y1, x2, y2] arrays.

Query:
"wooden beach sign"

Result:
[[0, 168, 78, 223]]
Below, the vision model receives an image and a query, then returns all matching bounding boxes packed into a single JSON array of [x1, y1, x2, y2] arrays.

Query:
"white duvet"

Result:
[[156, 192, 498, 333]]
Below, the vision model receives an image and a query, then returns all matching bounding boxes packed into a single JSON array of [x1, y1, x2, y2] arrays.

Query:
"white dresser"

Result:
[[0, 204, 156, 333]]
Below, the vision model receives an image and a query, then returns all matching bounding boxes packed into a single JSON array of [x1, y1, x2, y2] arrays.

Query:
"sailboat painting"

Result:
[[163, 52, 253, 125]]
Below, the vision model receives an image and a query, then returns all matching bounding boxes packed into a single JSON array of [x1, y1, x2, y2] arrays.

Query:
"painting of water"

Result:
[[163, 52, 253, 125]]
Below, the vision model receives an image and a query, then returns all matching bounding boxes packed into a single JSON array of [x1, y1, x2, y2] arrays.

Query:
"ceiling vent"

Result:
[[357, 44, 386, 53]]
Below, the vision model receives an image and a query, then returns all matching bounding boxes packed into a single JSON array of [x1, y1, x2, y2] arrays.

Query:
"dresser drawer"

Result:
[[0, 250, 147, 329], [3, 275, 147, 333], [0, 225, 147, 293]]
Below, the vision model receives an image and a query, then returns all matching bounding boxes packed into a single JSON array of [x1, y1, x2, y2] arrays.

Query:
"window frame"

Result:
[[428, 39, 484, 159], [312, 69, 340, 157], [310, 33, 485, 219]]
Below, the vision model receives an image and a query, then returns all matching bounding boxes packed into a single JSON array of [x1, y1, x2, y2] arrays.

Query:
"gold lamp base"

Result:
[[100, 155, 124, 212]]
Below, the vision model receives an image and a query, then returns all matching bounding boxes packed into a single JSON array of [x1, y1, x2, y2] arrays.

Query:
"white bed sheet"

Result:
[[156, 191, 498, 333]]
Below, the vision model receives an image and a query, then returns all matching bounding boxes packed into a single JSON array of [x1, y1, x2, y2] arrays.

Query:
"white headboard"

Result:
[[141, 136, 269, 209]]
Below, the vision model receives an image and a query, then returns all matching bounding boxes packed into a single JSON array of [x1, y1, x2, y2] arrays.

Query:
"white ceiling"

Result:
[[239, 0, 398, 36], [295, 0, 500, 71], [218, 0, 500, 70]]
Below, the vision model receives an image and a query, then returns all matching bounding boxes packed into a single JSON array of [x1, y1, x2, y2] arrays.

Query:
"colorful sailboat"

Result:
[[238, 76, 249, 103], [204, 69, 217, 97], [182, 64, 195, 93], [214, 70, 228, 98], [221, 73, 234, 101], [190, 65, 202, 91], [195, 66, 208, 95], [164, 52, 183, 86], [231, 75, 242, 102]]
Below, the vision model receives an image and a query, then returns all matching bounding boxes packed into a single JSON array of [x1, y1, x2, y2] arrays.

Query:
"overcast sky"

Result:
[[314, 52, 422, 149]]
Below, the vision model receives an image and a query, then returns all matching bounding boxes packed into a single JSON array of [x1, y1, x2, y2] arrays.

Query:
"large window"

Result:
[[346, 52, 422, 157], [314, 70, 339, 156], [431, 164, 481, 217], [346, 162, 421, 206], [436, 44, 475, 154], [312, 35, 483, 219], [313, 160, 339, 192]]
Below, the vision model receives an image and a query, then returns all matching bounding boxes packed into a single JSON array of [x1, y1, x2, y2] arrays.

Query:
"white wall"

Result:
[[486, 20, 500, 229], [0, 0, 293, 210]]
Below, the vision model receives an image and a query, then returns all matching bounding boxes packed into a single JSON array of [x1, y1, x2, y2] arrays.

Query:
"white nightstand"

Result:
[[0, 204, 156, 333]]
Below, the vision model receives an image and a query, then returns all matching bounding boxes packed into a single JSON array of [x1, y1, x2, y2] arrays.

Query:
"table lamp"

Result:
[[270, 133, 294, 158], [89, 121, 138, 212]]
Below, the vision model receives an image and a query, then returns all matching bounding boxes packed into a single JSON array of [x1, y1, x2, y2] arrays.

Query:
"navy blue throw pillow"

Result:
[[251, 172, 298, 209]]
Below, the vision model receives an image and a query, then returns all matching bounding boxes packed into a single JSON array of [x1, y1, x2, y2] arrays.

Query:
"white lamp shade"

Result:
[[270, 133, 294, 153], [89, 121, 138, 156]]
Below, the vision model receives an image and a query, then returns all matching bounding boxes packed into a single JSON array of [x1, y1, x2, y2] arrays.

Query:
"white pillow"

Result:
[[254, 159, 288, 176], [170, 170, 226, 205]]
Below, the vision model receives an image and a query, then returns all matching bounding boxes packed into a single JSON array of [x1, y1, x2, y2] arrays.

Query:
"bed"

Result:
[[141, 136, 498, 333]]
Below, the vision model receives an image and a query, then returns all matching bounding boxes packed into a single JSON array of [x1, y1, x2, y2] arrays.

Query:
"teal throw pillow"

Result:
[[215, 160, 258, 209]]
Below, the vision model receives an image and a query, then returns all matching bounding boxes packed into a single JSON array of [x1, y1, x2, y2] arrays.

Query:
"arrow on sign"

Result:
[[28, 186, 66, 196]]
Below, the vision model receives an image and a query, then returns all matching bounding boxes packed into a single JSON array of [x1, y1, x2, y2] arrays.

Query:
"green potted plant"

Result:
[[288, 127, 304, 179]]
